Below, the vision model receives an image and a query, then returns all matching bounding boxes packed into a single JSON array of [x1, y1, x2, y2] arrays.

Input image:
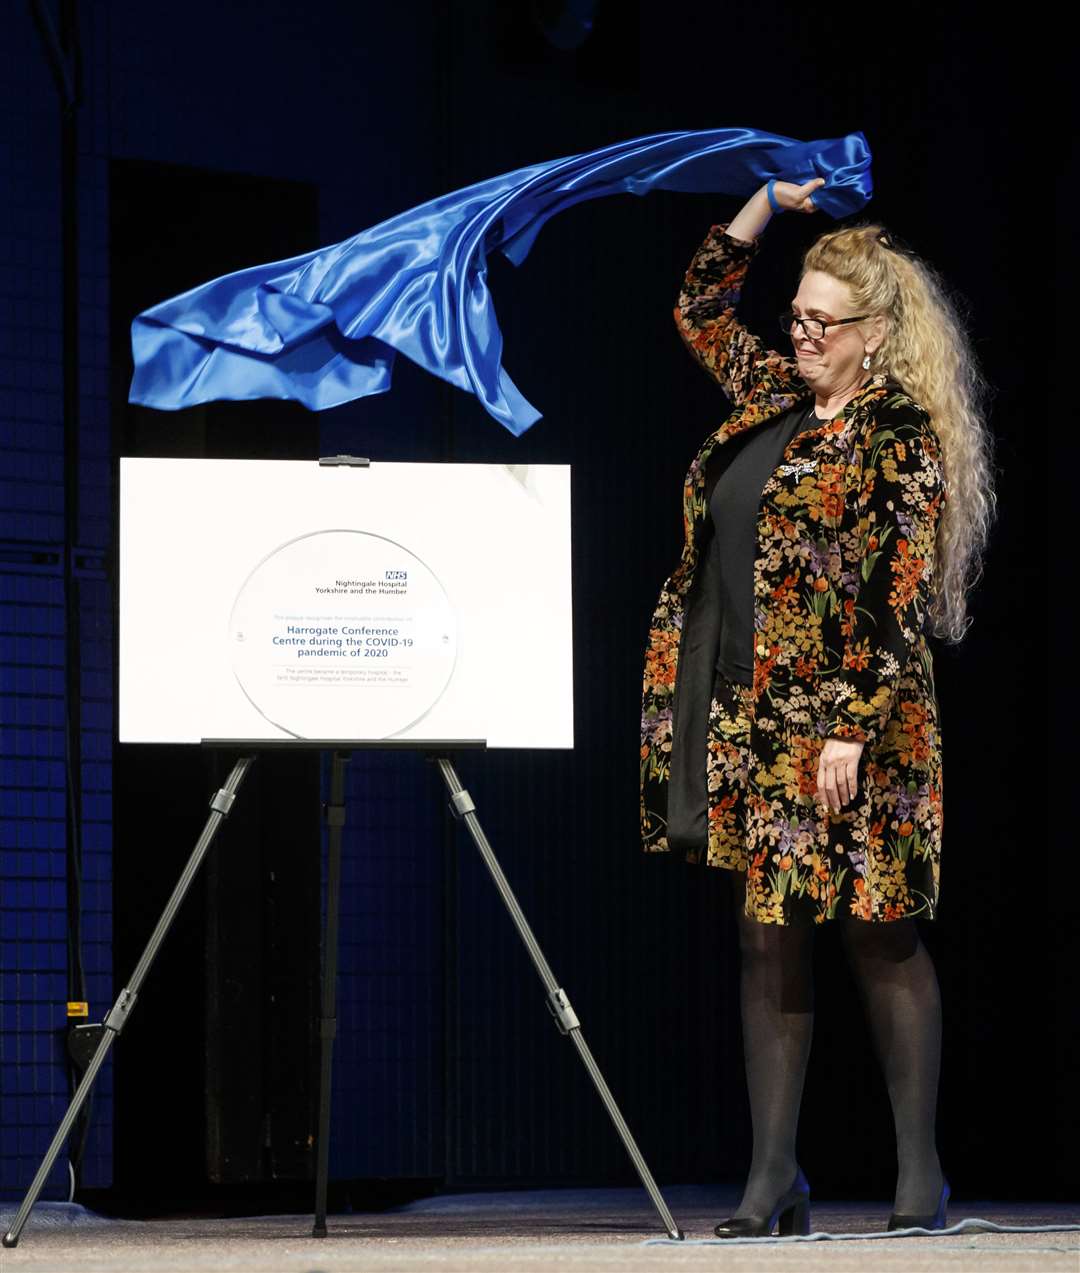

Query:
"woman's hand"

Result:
[[772, 177, 826, 214], [727, 177, 827, 241], [817, 736, 865, 815]]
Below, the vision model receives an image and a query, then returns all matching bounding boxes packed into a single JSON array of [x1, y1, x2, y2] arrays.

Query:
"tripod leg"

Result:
[[434, 757, 684, 1241], [312, 751, 349, 1238], [2, 756, 254, 1249]]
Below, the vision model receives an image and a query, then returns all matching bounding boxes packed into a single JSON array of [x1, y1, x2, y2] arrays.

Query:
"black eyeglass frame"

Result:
[[779, 311, 873, 341]]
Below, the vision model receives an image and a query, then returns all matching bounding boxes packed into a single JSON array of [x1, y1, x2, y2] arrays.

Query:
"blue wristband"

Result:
[[766, 179, 784, 214]]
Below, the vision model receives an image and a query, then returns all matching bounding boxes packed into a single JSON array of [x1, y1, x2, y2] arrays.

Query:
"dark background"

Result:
[[1, 0, 1066, 1215]]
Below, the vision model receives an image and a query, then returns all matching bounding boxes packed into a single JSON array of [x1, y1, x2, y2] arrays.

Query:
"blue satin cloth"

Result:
[[129, 127, 872, 435]]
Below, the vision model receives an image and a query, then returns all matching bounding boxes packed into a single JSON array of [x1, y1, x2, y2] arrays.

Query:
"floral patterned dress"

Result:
[[639, 223, 947, 926]]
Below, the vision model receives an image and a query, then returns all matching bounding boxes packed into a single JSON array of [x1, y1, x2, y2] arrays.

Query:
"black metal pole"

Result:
[[30, 0, 90, 1184], [434, 757, 684, 1241], [312, 752, 349, 1237]]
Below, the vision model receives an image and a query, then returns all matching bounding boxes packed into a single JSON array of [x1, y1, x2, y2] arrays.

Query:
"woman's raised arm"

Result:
[[673, 179, 825, 405]]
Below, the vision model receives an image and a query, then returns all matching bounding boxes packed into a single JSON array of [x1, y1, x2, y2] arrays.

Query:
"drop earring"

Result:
[[862, 353, 872, 370]]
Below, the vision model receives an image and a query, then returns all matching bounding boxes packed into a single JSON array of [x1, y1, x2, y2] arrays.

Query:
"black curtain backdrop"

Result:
[[414, 1, 1062, 1200]]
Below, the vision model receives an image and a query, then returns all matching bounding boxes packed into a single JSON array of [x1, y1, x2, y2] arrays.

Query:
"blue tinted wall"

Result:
[[1, 0, 113, 1198]]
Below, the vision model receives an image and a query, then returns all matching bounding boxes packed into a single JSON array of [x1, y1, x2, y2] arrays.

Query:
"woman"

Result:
[[639, 177, 995, 1236]]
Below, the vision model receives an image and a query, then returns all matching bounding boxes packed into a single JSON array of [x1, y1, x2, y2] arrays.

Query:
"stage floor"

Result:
[[4, 1186, 1078, 1272]]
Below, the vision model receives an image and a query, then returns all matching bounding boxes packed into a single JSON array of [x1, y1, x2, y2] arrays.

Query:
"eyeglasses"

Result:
[[779, 311, 872, 341]]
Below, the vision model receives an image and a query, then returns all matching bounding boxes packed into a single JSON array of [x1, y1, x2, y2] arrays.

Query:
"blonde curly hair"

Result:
[[802, 223, 998, 644]]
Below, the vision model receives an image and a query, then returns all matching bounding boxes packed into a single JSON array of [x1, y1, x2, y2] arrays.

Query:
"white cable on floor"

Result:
[[645, 1217, 1080, 1244]]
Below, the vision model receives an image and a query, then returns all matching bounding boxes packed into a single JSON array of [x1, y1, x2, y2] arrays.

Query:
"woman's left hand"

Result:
[[817, 737, 866, 814]]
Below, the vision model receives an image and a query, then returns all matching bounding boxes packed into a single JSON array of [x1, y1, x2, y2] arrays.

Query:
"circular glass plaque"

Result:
[[228, 530, 457, 739]]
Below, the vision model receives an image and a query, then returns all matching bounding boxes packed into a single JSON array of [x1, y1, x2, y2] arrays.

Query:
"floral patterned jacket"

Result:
[[639, 223, 947, 924]]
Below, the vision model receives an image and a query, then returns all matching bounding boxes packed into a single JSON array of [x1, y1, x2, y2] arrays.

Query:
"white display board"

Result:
[[119, 459, 573, 748]]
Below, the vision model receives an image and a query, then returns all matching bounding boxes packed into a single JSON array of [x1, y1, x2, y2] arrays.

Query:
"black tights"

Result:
[[731, 872, 944, 1217]]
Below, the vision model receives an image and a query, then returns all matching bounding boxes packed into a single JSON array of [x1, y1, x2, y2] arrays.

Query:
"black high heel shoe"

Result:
[[713, 1166, 811, 1238], [887, 1177, 950, 1231]]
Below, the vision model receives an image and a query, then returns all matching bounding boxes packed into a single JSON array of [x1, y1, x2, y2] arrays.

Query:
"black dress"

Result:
[[702, 400, 824, 686]]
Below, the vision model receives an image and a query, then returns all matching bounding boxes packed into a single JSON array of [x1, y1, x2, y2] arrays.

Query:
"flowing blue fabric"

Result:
[[129, 127, 873, 435]]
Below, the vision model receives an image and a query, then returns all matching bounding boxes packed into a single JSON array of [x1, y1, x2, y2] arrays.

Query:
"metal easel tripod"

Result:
[[4, 748, 683, 1247]]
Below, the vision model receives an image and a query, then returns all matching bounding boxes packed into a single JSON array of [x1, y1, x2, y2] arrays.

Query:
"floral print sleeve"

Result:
[[673, 222, 799, 405], [819, 403, 947, 748]]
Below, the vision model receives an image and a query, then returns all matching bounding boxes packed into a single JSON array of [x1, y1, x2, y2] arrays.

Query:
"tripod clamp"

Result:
[[210, 788, 237, 816], [448, 788, 475, 818], [322, 802, 346, 828], [546, 987, 580, 1035], [102, 988, 137, 1035]]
